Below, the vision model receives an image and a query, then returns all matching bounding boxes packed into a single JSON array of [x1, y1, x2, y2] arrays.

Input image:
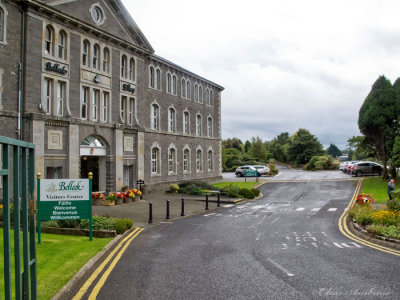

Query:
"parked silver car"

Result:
[[235, 165, 259, 177], [350, 161, 383, 177], [251, 165, 270, 176]]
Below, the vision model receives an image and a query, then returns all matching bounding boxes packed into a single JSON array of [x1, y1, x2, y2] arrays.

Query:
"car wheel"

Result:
[[236, 172, 243, 177], [356, 171, 362, 177], [378, 170, 382, 176]]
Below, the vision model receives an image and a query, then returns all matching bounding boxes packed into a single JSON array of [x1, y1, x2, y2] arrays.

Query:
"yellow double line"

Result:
[[73, 227, 144, 300], [338, 179, 400, 257]]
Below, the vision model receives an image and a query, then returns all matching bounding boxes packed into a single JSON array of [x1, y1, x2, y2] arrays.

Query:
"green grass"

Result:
[[0, 228, 112, 299], [213, 181, 257, 189], [361, 177, 395, 204]]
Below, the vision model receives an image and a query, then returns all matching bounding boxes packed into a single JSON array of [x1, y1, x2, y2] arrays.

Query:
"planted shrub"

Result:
[[221, 184, 240, 198], [251, 188, 261, 197], [304, 155, 339, 171], [178, 181, 218, 195], [41, 220, 59, 228], [371, 210, 400, 226], [367, 224, 400, 239], [348, 204, 374, 226], [268, 163, 279, 175], [80, 216, 117, 231], [57, 219, 80, 228], [115, 219, 133, 234], [169, 184, 179, 193], [388, 191, 400, 211], [239, 188, 255, 199]]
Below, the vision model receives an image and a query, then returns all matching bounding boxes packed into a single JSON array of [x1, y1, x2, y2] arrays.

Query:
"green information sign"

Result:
[[37, 175, 93, 243]]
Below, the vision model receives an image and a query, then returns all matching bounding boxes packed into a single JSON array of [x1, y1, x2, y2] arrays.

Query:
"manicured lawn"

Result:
[[361, 177, 396, 204], [0, 228, 112, 299], [213, 181, 257, 189]]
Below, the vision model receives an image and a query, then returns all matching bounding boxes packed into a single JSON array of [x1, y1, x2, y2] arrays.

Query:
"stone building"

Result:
[[0, 0, 223, 192]]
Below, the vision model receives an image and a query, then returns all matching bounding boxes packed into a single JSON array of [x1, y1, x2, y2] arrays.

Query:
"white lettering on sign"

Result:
[[40, 179, 89, 201]]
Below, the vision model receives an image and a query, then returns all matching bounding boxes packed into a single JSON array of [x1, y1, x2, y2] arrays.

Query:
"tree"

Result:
[[286, 128, 324, 165], [244, 140, 252, 153], [392, 135, 400, 173], [358, 75, 398, 179], [222, 138, 243, 151], [347, 136, 371, 160], [251, 136, 268, 162], [326, 143, 342, 158]]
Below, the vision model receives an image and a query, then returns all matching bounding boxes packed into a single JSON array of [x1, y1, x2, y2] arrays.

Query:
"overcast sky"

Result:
[[122, 0, 400, 149]]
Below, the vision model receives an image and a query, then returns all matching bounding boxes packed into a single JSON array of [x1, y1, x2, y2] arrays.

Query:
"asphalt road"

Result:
[[86, 178, 400, 300]]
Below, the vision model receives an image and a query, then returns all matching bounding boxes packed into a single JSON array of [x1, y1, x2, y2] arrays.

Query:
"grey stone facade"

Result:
[[0, 0, 223, 193]]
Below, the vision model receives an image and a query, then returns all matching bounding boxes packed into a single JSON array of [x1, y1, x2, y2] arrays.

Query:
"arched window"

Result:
[[149, 66, 155, 88], [186, 81, 191, 99], [199, 86, 203, 103], [181, 79, 186, 98], [156, 68, 161, 90], [0, 7, 5, 43], [103, 47, 110, 73], [207, 117, 213, 137], [129, 58, 135, 81], [205, 88, 210, 105], [58, 30, 67, 59], [208, 150, 213, 171], [194, 84, 198, 102], [168, 148, 176, 173], [172, 75, 177, 95], [151, 104, 159, 130], [196, 114, 202, 136], [166, 73, 172, 94], [209, 90, 214, 106], [183, 111, 189, 134], [82, 40, 90, 66], [121, 55, 127, 78], [45, 25, 54, 56], [168, 107, 176, 132], [93, 44, 100, 70], [151, 147, 160, 174], [196, 149, 203, 172], [183, 148, 190, 172]]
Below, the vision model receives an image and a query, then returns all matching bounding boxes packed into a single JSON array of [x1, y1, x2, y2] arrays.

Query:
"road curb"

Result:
[[52, 228, 136, 300]]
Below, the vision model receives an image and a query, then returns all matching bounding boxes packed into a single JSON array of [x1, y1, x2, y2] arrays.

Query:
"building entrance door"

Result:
[[81, 156, 99, 191]]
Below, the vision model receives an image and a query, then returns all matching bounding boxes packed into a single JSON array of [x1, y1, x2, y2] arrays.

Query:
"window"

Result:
[[44, 25, 54, 56], [128, 97, 135, 125], [149, 66, 155, 88], [81, 86, 89, 119], [129, 58, 135, 81], [208, 150, 213, 171], [205, 89, 210, 105], [196, 149, 203, 172], [196, 115, 202, 136], [121, 55, 127, 78], [156, 68, 161, 90], [166, 73, 171, 94], [168, 108, 176, 132], [103, 48, 110, 73], [0, 6, 5, 43], [93, 44, 100, 70], [90, 4, 105, 25], [43, 78, 53, 115], [56, 81, 65, 116], [168, 148, 176, 173], [183, 111, 189, 134], [183, 148, 190, 172], [209, 90, 214, 106], [151, 104, 159, 130], [47, 167, 62, 179], [82, 40, 90, 66], [172, 75, 177, 95], [58, 31, 67, 59], [101, 91, 109, 122], [194, 84, 198, 102], [92, 89, 100, 121], [120, 95, 126, 123], [207, 117, 213, 137], [181, 79, 186, 98], [199, 86, 203, 103], [151, 147, 160, 174], [186, 81, 191, 99]]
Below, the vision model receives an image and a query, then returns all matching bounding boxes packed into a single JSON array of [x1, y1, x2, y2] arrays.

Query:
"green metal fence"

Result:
[[1, 136, 36, 300]]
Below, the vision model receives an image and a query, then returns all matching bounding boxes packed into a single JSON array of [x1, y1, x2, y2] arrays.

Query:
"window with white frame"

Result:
[[151, 147, 160, 174], [183, 111, 189, 134], [172, 75, 177, 95], [168, 108, 176, 132], [92, 89, 100, 121], [156, 68, 161, 90], [149, 66, 155, 88], [181, 78, 186, 98], [209, 90, 214, 106], [183, 148, 190, 172], [93, 44, 100, 70], [194, 84, 198, 102], [58, 30, 67, 59], [44, 25, 54, 56], [199, 85, 203, 103], [101, 91, 109, 122], [151, 104, 159, 130], [82, 39, 90, 67], [166, 73, 171, 94], [103, 47, 110, 73], [128, 97, 135, 125], [196, 149, 203, 172], [120, 95, 126, 123], [121, 55, 127, 78], [196, 114, 202, 136], [56, 81, 65, 116], [0, 5, 7, 44], [81, 86, 89, 119], [208, 150, 213, 171], [205, 88, 210, 105], [129, 58, 135, 81], [207, 117, 213, 137], [168, 148, 176, 173], [43, 78, 53, 115], [186, 81, 191, 99]]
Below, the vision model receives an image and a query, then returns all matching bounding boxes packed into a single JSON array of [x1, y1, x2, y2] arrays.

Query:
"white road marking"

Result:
[[280, 243, 288, 250], [321, 232, 328, 236], [204, 213, 217, 217], [296, 207, 305, 211], [311, 208, 320, 211], [256, 232, 262, 241], [270, 217, 280, 224], [312, 243, 318, 248], [267, 258, 295, 277], [328, 208, 338, 212], [341, 243, 353, 248], [223, 204, 234, 208], [333, 243, 344, 248]]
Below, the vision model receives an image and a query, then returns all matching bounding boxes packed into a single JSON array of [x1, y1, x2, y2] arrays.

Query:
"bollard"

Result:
[[149, 203, 153, 224], [166, 200, 170, 219], [205, 194, 209, 210], [217, 192, 221, 207], [181, 195, 185, 216]]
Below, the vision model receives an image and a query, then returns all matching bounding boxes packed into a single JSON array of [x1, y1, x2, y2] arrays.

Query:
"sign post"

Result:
[[37, 173, 93, 243]]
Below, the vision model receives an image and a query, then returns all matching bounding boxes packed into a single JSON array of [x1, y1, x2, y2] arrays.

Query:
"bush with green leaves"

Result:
[[304, 155, 339, 171], [57, 219, 80, 228], [41, 220, 59, 228], [239, 188, 255, 199], [178, 181, 218, 195], [220, 184, 241, 198], [169, 184, 179, 193], [367, 224, 400, 239], [268, 163, 279, 175], [388, 190, 400, 211], [251, 188, 261, 197], [115, 219, 133, 234], [348, 204, 374, 226], [79, 216, 117, 231]]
